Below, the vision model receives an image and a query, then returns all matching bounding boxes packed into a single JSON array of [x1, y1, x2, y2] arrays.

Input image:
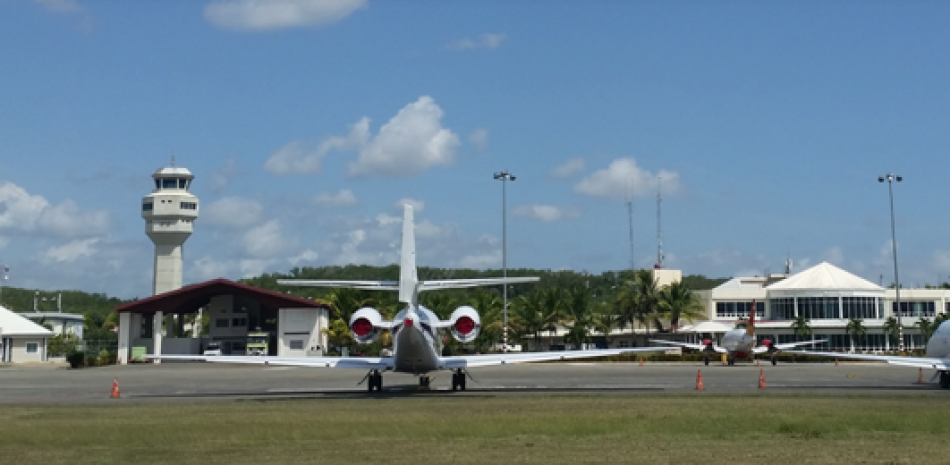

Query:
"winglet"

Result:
[[398, 205, 418, 304], [746, 299, 756, 336]]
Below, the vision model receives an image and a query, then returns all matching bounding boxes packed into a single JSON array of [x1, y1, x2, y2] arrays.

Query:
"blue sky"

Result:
[[2, 0, 950, 300]]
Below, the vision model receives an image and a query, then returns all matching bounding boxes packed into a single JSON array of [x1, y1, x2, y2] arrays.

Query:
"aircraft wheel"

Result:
[[451, 373, 459, 391], [771, 356, 777, 366], [703, 355, 709, 366], [940, 372, 950, 389], [459, 373, 466, 391]]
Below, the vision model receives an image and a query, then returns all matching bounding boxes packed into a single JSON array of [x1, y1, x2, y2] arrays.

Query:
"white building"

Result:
[[19, 312, 84, 338], [692, 261, 950, 351], [0, 305, 55, 363]]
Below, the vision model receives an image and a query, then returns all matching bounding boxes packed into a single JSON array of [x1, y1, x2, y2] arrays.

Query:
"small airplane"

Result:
[[151, 204, 669, 392], [649, 302, 826, 366], [785, 321, 950, 389]]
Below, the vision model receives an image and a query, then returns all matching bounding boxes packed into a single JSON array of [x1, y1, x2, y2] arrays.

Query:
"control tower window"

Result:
[[154, 179, 160, 190], [179, 179, 188, 189], [162, 178, 178, 189], [142, 202, 153, 211]]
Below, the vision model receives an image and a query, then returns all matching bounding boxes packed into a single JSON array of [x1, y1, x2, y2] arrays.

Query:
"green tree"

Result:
[[510, 288, 562, 351], [48, 332, 82, 357], [790, 316, 812, 341], [882, 316, 900, 349], [468, 288, 502, 353], [845, 317, 867, 351], [326, 288, 374, 322], [915, 317, 935, 342], [592, 302, 624, 348], [562, 287, 593, 349], [658, 281, 706, 332], [617, 270, 661, 336], [321, 318, 353, 354]]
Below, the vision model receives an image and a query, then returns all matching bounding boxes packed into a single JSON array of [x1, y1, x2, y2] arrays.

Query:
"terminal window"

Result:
[[215, 318, 229, 328], [289, 340, 304, 350], [26, 343, 38, 353], [232, 317, 247, 327]]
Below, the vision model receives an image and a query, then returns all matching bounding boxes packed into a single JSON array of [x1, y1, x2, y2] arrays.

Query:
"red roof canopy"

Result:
[[116, 278, 328, 314]]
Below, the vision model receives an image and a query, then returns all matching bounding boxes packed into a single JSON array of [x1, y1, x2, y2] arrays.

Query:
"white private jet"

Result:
[[786, 321, 950, 389], [650, 303, 826, 366], [151, 205, 669, 392]]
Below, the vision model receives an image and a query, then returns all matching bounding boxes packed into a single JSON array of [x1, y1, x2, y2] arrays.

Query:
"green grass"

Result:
[[2, 395, 949, 464]]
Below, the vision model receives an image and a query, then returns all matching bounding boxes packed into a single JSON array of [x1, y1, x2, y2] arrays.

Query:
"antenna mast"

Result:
[[656, 176, 663, 269]]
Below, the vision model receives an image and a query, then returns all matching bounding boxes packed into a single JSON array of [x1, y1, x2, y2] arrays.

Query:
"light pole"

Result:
[[879, 173, 903, 353], [494, 170, 515, 353]]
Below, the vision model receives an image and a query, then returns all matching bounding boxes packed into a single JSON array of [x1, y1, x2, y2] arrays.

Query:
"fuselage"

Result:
[[391, 305, 442, 374], [720, 329, 756, 358]]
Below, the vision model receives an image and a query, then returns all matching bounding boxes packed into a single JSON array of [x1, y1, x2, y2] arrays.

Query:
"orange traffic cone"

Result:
[[639, 357, 644, 367], [695, 370, 705, 390], [917, 368, 925, 384], [756, 358, 760, 367], [110, 378, 120, 399], [757, 369, 766, 389], [835, 358, 839, 367]]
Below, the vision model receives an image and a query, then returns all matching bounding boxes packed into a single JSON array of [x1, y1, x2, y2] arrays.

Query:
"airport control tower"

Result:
[[142, 162, 199, 295]]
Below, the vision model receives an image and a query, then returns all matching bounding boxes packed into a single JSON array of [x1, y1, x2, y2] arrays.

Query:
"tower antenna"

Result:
[[655, 175, 663, 269], [627, 199, 634, 272]]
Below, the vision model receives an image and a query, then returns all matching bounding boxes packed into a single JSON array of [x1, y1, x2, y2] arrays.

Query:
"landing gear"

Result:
[[367, 370, 383, 392], [703, 355, 710, 366], [940, 372, 950, 389], [419, 375, 432, 389], [451, 369, 467, 391], [727, 355, 735, 366], [770, 354, 777, 366]]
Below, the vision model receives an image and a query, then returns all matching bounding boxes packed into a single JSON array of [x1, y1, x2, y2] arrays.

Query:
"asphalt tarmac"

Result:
[[0, 360, 944, 405]]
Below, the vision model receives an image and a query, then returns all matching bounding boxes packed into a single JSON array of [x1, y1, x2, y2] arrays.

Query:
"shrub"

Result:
[[66, 351, 85, 369]]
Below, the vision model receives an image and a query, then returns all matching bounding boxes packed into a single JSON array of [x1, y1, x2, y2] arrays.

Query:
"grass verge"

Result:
[[1, 395, 948, 464]]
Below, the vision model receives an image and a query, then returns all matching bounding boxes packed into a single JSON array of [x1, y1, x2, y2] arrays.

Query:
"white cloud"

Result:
[[574, 158, 684, 199], [469, 128, 489, 151], [35, 200, 110, 237], [42, 238, 99, 262], [204, 0, 366, 32], [395, 198, 424, 213], [822, 246, 844, 265], [0, 182, 109, 237], [512, 204, 580, 222], [265, 119, 369, 175], [349, 96, 460, 177], [453, 250, 502, 269], [313, 189, 358, 208], [210, 157, 240, 192], [243, 220, 298, 258], [446, 33, 507, 51], [192, 256, 235, 280], [551, 158, 585, 178], [203, 197, 265, 229]]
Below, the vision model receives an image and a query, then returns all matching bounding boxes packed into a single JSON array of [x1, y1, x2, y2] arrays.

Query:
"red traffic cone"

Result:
[[110, 378, 120, 399], [639, 357, 644, 367], [695, 370, 705, 390], [757, 369, 766, 389], [835, 358, 839, 367]]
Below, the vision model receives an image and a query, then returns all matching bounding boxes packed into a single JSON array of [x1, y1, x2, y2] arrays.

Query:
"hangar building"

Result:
[[0, 304, 55, 363], [115, 279, 331, 364]]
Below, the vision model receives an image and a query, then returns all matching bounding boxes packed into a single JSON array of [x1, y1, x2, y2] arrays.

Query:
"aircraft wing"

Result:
[[420, 277, 540, 291], [146, 354, 392, 370], [442, 347, 669, 369], [648, 339, 728, 354], [276, 279, 399, 291], [751, 339, 828, 354], [782, 350, 950, 370]]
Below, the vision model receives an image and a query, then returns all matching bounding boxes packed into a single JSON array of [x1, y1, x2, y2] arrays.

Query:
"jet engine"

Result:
[[448, 306, 481, 343], [349, 307, 383, 345]]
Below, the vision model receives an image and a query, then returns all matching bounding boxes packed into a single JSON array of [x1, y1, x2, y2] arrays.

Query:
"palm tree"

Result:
[[469, 288, 502, 353], [882, 316, 900, 350], [326, 288, 374, 322], [592, 302, 624, 348], [915, 317, 935, 342], [845, 317, 867, 352], [658, 281, 706, 332], [934, 313, 950, 330], [322, 318, 354, 354], [562, 287, 593, 349], [617, 270, 661, 337], [510, 289, 557, 351], [790, 316, 812, 341]]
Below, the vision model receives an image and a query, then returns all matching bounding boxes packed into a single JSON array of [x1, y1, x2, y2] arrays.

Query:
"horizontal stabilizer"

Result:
[[277, 279, 399, 291], [420, 277, 540, 291]]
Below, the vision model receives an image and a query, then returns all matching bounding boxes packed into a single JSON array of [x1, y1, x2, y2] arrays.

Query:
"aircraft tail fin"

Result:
[[398, 204, 418, 304], [747, 299, 756, 336]]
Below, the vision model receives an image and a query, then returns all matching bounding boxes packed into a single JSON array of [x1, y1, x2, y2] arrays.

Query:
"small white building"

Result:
[[0, 305, 55, 363], [19, 312, 84, 338]]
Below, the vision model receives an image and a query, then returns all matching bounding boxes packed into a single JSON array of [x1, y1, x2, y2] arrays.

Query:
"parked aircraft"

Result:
[[786, 321, 950, 389], [650, 302, 825, 366], [151, 205, 669, 392]]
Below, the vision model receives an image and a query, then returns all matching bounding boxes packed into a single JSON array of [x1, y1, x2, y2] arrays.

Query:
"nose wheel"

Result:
[[366, 370, 383, 392]]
